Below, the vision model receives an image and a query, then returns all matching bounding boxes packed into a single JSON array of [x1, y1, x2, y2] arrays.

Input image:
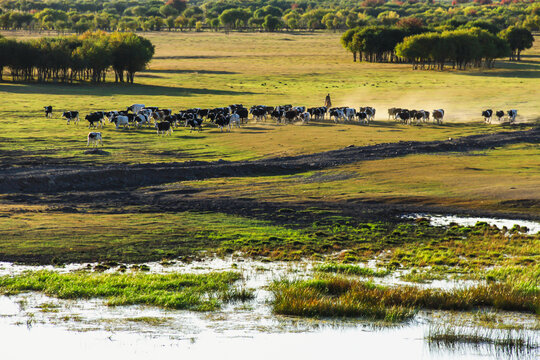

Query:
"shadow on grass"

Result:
[[453, 59, 540, 79], [0, 82, 257, 97], [144, 69, 238, 75]]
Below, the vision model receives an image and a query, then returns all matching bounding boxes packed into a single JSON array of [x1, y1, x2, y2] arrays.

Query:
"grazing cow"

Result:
[[62, 111, 79, 125], [284, 110, 298, 124], [432, 109, 444, 124], [507, 110, 517, 123], [135, 113, 150, 127], [343, 108, 356, 122], [127, 104, 145, 113], [85, 112, 104, 129], [329, 108, 346, 123], [388, 108, 401, 120], [44, 106, 53, 118], [111, 115, 129, 129], [495, 110, 505, 122], [420, 110, 430, 122], [300, 112, 310, 124], [482, 109, 493, 124], [229, 113, 241, 128], [250, 106, 266, 122], [185, 118, 203, 132], [360, 107, 376, 122], [356, 112, 368, 124], [271, 109, 283, 123], [396, 110, 411, 124], [87, 132, 103, 147], [156, 121, 172, 136], [215, 114, 231, 132], [235, 107, 249, 124]]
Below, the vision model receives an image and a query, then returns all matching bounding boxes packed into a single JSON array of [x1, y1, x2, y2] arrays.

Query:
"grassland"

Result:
[[0, 30, 538, 273]]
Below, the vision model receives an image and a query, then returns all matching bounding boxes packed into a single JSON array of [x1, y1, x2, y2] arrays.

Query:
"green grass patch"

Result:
[[0, 270, 242, 311], [315, 263, 390, 277]]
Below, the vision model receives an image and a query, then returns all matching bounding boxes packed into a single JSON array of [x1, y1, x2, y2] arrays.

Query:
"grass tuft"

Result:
[[315, 263, 390, 277], [0, 270, 242, 311]]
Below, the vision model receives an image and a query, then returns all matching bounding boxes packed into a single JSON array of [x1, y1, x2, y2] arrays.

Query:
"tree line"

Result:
[[341, 23, 534, 70], [0, 31, 154, 83], [0, 0, 538, 33]]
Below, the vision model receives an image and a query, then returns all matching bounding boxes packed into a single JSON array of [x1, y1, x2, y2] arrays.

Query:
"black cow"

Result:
[[156, 121, 172, 136], [284, 110, 298, 124], [356, 112, 367, 123], [186, 117, 203, 132], [62, 111, 79, 125], [482, 109, 493, 123], [85, 112, 104, 129], [215, 114, 231, 132], [44, 106, 53, 118], [495, 110, 505, 122], [235, 107, 249, 124], [396, 110, 411, 124]]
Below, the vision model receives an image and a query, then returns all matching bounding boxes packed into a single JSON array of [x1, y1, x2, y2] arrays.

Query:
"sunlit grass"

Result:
[[0, 270, 242, 311]]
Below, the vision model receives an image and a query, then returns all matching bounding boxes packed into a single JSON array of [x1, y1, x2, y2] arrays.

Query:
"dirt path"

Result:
[[1, 128, 538, 194]]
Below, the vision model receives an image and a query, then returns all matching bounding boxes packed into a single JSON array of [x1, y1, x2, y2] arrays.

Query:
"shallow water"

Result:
[[404, 213, 540, 234], [0, 258, 537, 360]]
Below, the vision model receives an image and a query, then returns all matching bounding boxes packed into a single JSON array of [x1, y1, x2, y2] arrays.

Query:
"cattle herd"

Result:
[[42, 103, 519, 148]]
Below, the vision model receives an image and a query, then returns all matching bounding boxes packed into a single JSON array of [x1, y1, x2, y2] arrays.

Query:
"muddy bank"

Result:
[[0, 128, 538, 194]]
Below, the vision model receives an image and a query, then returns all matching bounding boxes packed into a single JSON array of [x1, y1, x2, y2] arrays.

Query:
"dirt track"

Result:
[[1, 127, 538, 195]]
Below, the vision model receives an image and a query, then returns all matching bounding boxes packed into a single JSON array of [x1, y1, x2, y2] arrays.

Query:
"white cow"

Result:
[[229, 113, 241, 128], [301, 112, 310, 124], [112, 115, 129, 129], [128, 104, 145, 113], [87, 132, 103, 147], [344, 108, 356, 122]]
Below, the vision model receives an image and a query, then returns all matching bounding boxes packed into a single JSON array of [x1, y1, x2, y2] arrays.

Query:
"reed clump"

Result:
[[271, 276, 539, 321]]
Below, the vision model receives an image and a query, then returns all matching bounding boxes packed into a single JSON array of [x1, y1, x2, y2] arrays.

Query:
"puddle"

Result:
[[0, 258, 537, 360], [404, 213, 540, 234]]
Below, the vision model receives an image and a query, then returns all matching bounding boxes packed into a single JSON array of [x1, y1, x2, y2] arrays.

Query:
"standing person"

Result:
[[325, 93, 332, 108]]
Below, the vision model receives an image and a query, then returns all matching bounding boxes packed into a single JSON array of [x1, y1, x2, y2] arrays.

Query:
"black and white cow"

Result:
[[284, 110, 298, 124], [44, 106, 53, 118], [185, 118, 203, 132], [87, 132, 103, 147], [156, 121, 172, 136], [482, 109, 493, 123], [85, 112, 104, 129], [360, 107, 375, 122], [215, 114, 231, 132], [356, 112, 368, 124], [329, 108, 345, 123], [271, 109, 284, 123], [388, 107, 401, 120], [396, 110, 411, 124], [62, 111, 79, 125], [300, 112, 310, 124], [495, 110, 505, 122], [432, 109, 444, 124], [250, 106, 266, 122], [507, 110, 517, 123], [135, 113, 151, 127]]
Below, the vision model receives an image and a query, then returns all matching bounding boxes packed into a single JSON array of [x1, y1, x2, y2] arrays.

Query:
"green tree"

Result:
[[499, 26, 534, 61]]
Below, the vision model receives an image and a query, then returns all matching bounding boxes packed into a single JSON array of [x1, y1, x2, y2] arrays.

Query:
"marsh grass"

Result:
[[0, 270, 242, 311], [314, 263, 390, 277], [271, 276, 540, 321], [427, 325, 539, 358]]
